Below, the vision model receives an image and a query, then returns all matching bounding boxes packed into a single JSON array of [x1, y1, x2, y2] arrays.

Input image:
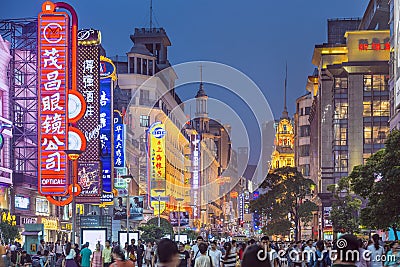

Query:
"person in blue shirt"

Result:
[[80, 244, 92, 267], [384, 242, 399, 267], [310, 241, 331, 267]]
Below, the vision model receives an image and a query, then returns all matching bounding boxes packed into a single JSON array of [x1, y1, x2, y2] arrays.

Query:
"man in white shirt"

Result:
[[191, 236, 204, 266], [208, 241, 222, 267], [303, 240, 315, 267]]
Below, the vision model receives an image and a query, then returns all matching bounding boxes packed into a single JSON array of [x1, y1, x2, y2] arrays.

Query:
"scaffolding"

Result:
[[0, 18, 38, 183]]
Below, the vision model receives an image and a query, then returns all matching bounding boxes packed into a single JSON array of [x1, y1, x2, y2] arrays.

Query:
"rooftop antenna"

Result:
[[281, 62, 288, 119], [150, 0, 153, 29], [200, 63, 203, 86]]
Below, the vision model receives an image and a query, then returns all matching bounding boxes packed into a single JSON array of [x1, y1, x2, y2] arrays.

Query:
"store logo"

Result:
[[43, 23, 62, 43], [152, 127, 166, 139]]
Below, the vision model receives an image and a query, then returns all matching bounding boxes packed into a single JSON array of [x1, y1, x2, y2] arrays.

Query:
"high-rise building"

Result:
[[310, 3, 390, 238]]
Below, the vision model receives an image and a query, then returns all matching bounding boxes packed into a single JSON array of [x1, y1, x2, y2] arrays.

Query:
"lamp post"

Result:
[[176, 198, 184, 243], [64, 149, 83, 244], [154, 189, 164, 227], [122, 174, 133, 245]]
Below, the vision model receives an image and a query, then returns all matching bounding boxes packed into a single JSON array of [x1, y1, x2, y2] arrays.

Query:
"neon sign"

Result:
[[38, 11, 69, 196], [358, 38, 390, 51]]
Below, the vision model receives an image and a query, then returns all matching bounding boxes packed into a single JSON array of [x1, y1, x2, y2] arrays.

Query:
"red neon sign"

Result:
[[38, 12, 69, 196]]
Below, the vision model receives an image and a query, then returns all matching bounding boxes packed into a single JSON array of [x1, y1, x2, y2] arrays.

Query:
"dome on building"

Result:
[[129, 43, 153, 56], [195, 83, 207, 98]]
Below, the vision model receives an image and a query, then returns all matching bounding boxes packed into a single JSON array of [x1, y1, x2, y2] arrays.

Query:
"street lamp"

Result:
[[64, 149, 83, 245], [176, 198, 184, 243], [154, 189, 164, 227], [122, 174, 133, 246]]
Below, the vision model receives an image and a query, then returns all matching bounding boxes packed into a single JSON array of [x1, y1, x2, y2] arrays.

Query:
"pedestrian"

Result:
[[80, 244, 92, 267], [194, 243, 212, 267], [156, 239, 180, 267], [208, 241, 221, 267], [261, 237, 278, 267], [310, 241, 330, 267], [2, 251, 12, 267], [65, 243, 78, 267], [110, 246, 134, 267], [220, 242, 236, 267], [384, 242, 399, 267], [74, 244, 81, 267], [136, 240, 145, 267], [242, 244, 271, 267], [91, 244, 102, 267], [145, 242, 153, 267], [54, 241, 64, 261], [102, 241, 112, 267], [178, 242, 190, 267], [191, 237, 204, 267], [356, 239, 367, 267], [38, 241, 46, 256], [20, 250, 32, 267], [367, 234, 384, 267], [332, 234, 359, 267]]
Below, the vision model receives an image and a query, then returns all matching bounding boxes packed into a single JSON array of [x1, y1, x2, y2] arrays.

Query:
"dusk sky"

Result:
[[2, 0, 369, 168]]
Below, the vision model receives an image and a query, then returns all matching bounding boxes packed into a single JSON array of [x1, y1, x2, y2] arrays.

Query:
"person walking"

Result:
[[208, 242, 221, 267], [156, 239, 180, 267], [194, 243, 212, 267], [102, 241, 112, 267], [145, 242, 153, 267], [65, 243, 78, 267], [111, 246, 134, 267], [178, 243, 190, 267], [80, 244, 92, 267], [220, 242, 236, 267], [91, 244, 102, 267], [367, 234, 384, 267], [136, 240, 145, 267]]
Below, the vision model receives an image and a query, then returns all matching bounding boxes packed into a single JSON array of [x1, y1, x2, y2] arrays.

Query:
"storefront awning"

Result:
[[21, 231, 42, 236]]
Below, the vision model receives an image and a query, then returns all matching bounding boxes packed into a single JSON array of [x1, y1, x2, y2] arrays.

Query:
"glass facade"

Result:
[[333, 77, 348, 175]]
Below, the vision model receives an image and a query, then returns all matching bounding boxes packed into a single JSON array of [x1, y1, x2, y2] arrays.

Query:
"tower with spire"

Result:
[[194, 65, 209, 133], [270, 64, 295, 170]]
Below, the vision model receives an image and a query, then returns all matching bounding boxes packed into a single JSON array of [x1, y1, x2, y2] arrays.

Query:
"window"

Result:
[[300, 164, 310, 176], [364, 74, 388, 91], [139, 89, 150, 105], [334, 102, 348, 119], [139, 115, 150, 127], [286, 159, 292, 166], [300, 125, 310, 137], [334, 124, 347, 146], [299, 145, 310, 157], [364, 126, 372, 144], [334, 77, 348, 90], [363, 101, 372, 117], [304, 107, 311, 115], [334, 151, 348, 172], [372, 100, 390, 116]]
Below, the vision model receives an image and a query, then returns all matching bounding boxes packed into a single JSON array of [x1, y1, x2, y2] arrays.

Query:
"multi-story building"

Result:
[[310, 2, 390, 238], [0, 35, 13, 211]]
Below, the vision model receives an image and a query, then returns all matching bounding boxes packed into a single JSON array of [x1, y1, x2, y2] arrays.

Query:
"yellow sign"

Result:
[[42, 218, 58, 230], [61, 223, 72, 231], [345, 30, 390, 62], [149, 122, 166, 214], [1, 211, 16, 226]]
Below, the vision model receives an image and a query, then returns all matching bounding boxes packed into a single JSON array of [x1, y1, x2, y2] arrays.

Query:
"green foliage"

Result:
[[346, 129, 400, 240], [137, 224, 164, 243], [180, 229, 197, 241], [146, 217, 174, 235], [0, 222, 20, 243], [250, 167, 317, 238]]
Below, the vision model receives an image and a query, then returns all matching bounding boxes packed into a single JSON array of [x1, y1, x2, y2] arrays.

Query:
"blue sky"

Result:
[[2, 0, 369, 167]]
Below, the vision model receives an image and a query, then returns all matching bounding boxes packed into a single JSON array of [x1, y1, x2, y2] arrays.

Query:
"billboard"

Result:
[[190, 134, 201, 219], [77, 162, 101, 197], [77, 30, 101, 161], [38, 11, 69, 196], [113, 196, 143, 221], [169, 211, 189, 227], [114, 111, 125, 168], [148, 122, 166, 215], [99, 57, 114, 203], [81, 228, 107, 252]]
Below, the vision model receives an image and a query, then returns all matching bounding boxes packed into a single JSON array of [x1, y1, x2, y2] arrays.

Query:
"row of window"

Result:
[[333, 75, 389, 92], [333, 100, 390, 120]]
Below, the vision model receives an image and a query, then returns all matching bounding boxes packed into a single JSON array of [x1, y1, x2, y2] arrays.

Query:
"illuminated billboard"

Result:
[[190, 134, 200, 219], [38, 11, 69, 196], [148, 122, 166, 215], [77, 162, 101, 197], [114, 111, 125, 168], [99, 56, 114, 204]]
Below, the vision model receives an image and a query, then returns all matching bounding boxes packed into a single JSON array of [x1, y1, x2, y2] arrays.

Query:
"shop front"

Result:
[[38, 217, 59, 242]]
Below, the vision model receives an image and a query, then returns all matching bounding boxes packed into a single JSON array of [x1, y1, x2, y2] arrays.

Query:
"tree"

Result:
[[137, 225, 164, 243], [145, 217, 174, 237], [347, 129, 400, 240], [327, 177, 362, 234], [0, 222, 20, 243], [250, 167, 318, 240]]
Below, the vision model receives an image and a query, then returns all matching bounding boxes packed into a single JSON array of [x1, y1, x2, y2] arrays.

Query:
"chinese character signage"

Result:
[[38, 11, 69, 196], [190, 134, 200, 219], [345, 31, 390, 62], [148, 122, 166, 215], [77, 30, 101, 161], [238, 193, 244, 223], [77, 162, 101, 197], [114, 111, 125, 168], [358, 38, 390, 51], [99, 57, 114, 204]]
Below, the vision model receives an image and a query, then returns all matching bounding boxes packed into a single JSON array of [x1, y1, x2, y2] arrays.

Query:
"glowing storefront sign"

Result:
[[99, 62, 113, 203], [191, 134, 200, 219], [38, 11, 69, 196], [114, 111, 125, 168], [148, 122, 166, 215]]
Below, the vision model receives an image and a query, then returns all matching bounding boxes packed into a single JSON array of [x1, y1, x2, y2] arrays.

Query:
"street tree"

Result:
[[250, 166, 317, 240], [327, 177, 362, 234], [347, 129, 400, 240], [0, 221, 20, 243]]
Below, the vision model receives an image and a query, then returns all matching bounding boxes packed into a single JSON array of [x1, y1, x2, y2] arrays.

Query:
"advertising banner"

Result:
[[113, 196, 144, 221], [38, 11, 69, 196], [114, 111, 125, 168], [77, 162, 101, 197], [169, 211, 189, 227], [190, 134, 201, 219], [148, 122, 166, 215]]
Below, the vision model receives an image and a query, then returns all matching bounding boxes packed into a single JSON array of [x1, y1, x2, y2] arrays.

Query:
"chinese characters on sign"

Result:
[[113, 111, 125, 168], [358, 38, 390, 51], [191, 134, 200, 219], [99, 64, 113, 203], [38, 12, 69, 196], [149, 122, 166, 215]]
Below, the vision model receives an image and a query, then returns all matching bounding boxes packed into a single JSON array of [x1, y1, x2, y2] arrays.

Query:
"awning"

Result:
[[21, 231, 42, 236]]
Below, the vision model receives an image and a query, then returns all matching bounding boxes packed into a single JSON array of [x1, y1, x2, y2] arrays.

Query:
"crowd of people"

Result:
[[0, 233, 399, 267]]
